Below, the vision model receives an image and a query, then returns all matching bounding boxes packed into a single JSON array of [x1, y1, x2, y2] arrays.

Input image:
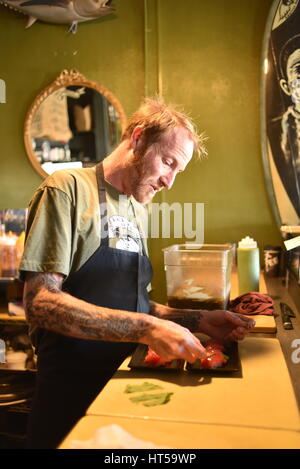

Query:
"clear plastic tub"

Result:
[[163, 244, 233, 310]]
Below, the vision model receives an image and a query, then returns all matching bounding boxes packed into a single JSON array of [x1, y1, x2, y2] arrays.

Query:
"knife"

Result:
[[279, 302, 295, 330]]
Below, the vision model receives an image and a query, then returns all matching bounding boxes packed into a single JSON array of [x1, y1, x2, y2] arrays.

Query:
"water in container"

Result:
[[163, 244, 233, 310]]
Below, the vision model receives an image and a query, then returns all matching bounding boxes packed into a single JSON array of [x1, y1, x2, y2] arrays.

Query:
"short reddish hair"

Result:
[[122, 97, 207, 159]]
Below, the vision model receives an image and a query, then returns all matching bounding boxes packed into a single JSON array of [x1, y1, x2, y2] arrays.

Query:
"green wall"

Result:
[[0, 0, 145, 205], [0, 0, 281, 304], [147, 0, 281, 303]]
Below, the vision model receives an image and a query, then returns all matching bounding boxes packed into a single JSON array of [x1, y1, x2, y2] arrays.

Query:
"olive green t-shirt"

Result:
[[19, 166, 150, 280]]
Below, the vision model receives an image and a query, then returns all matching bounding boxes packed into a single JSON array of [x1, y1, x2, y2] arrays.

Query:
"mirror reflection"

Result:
[[24, 70, 127, 177]]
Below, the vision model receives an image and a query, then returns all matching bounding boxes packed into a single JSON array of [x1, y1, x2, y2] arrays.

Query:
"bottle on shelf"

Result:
[[0, 231, 17, 278], [237, 236, 260, 294], [0, 224, 6, 277], [16, 231, 25, 270]]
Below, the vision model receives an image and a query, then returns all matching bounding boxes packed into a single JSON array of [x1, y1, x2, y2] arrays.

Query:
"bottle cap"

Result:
[[238, 236, 257, 249]]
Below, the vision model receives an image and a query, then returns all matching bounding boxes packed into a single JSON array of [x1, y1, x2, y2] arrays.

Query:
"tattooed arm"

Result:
[[149, 301, 255, 341], [24, 271, 154, 342], [23, 271, 206, 362], [149, 301, 202, 331]]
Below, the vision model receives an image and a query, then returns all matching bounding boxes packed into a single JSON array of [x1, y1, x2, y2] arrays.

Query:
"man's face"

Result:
[[130, 127, 194, 204], [282, 49, 300, 103], [288, 70, 300, 103]]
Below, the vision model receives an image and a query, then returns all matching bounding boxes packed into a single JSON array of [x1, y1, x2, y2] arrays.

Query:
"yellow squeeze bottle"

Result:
[[237, 236, 260, 294]]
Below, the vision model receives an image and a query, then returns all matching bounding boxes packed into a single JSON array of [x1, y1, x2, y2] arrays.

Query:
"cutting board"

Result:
[[230, 271, 276, 333], [244, 314, 277, 333]]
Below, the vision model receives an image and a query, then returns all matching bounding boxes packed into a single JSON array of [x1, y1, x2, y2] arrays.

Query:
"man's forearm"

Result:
[[24, 273, 155, 343], [23, 273, 208, 363], [149, 300, 203, 332]]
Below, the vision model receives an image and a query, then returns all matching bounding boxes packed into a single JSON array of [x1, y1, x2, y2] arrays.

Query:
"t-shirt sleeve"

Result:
[[19, 186, 74, 279]]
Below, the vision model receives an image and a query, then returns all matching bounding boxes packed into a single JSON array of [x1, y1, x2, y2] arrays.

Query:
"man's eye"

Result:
[[163, 158, 172, 167]]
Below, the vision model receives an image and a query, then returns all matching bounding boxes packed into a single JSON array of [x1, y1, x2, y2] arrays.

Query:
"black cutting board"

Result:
[[128, 340, 241, 374]]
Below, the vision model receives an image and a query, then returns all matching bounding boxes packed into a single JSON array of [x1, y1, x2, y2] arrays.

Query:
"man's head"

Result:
[[121, 97, 206, 203], [280, 35, 300, 103]]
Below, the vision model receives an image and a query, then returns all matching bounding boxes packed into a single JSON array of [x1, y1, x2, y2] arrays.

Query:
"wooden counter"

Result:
[[86, 337, 300, 431], [59, 273, 300, 449], [59, 337, 300, 449], [60, 415, 300, 449]]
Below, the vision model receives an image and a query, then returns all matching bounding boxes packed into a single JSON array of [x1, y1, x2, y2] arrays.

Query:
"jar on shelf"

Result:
[[0, 231, 17, 278]]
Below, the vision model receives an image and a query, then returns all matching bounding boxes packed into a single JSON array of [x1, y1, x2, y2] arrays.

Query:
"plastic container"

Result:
[[163, 244, 233, 310], [237, 236, 260, 294]]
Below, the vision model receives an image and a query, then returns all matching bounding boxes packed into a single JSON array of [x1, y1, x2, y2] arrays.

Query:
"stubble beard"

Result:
[[130, 149, 153, 203]]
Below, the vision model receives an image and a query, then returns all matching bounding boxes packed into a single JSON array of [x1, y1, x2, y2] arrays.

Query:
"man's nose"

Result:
[[160, 171, 176, 190]]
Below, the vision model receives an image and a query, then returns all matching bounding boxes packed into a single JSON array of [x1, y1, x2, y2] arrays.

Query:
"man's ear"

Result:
[[280, 78, 291, 96], [130, 126, 144, 151]]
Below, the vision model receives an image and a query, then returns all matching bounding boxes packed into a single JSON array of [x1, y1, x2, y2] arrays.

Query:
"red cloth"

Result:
[[229, 292, 274, 316]]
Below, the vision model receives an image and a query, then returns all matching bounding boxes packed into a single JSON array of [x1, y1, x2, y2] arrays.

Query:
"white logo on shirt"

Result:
[[108, 215, 141, 252]]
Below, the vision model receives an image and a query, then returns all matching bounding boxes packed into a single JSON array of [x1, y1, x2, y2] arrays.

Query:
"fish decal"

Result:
[[0, 0, 115, 33]]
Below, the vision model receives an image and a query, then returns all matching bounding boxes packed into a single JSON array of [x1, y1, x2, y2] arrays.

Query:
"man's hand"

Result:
[[198, 310, 255, 341], [149, 301, 255, 342], [142, 317, 207, 364]]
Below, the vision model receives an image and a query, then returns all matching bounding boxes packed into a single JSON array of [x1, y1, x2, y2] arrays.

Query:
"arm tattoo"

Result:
[[160, 310, 203, 332], [24, 272, 152, 342], [149, 301, 203, 332]]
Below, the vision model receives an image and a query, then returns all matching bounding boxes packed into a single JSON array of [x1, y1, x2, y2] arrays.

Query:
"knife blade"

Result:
[[281, 302, 296, 318], [279, 302, 294, 330]]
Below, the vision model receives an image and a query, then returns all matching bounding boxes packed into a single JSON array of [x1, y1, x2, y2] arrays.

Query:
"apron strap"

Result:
[[96, 163, 109, 247], [95, 162, 147, 256], [130, 201, 148, 257]]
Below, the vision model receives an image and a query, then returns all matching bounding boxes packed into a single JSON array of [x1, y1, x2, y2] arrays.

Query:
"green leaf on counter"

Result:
[[143, 393, 173, 407], [124, 382, 163, 394], [129, 392, 173, 407]]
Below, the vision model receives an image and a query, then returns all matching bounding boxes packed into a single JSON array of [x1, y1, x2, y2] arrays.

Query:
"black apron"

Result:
[[27, 163, 153, 449]]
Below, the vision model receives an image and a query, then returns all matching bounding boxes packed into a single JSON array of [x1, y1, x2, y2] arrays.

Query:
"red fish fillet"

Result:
[[200, 339, 229, 369], [144, 347, 171, 367]]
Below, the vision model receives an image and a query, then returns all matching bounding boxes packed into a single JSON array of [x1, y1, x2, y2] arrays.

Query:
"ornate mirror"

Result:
[[24, 70, 127, 178], [261, 0, 300, 229]]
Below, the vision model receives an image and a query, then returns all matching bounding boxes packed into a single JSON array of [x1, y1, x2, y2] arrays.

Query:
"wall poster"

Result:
[[263, 0, 300, 226]]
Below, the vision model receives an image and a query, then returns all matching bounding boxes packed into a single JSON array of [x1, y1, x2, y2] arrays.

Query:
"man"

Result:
[[20, 97, 254, 448]]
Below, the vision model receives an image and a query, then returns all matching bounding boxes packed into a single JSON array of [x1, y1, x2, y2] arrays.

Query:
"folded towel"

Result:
[[229, 292, 274, 316]]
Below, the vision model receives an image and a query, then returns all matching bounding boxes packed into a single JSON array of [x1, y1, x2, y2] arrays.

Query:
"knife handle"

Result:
[[281, 311, 293, 330], [280, 302, 294, 330], [282, 317, 293, 330]]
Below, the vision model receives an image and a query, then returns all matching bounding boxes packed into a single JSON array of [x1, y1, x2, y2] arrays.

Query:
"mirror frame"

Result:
[[24, 69, 127, 178]]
